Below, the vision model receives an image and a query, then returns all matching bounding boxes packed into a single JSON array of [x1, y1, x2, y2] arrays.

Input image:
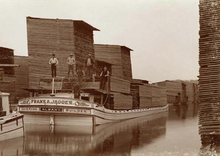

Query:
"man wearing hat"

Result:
[[49, 54, 59, 77], [85, 54, 94, 78], [66, 53, 76, 76]]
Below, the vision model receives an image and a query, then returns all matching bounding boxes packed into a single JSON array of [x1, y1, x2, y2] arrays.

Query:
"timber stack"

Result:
[[156, 80, 198, 105], [131, 80, 167, 109], [25, 17, 168, 110], [14, 56, 29, 102], [1, 16, 199, 112], [94, 44, 167, 109], [0, 47, 18, 110], [199, 0, 220, 139], [27, 17, 99, 89]]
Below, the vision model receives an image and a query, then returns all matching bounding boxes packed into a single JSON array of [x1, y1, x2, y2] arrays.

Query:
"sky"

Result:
[[0, 0, 199, 82]]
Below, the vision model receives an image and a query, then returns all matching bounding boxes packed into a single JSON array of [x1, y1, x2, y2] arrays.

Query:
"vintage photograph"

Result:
[[0, 0, 219, 155]]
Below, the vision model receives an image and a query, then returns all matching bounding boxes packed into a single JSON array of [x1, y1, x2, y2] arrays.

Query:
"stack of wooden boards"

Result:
[[156, 80, 198, 104], [27, 17, 99, 89], [0, 47, 17, 109], [94, 44, 133, 109], [156, 81, 182, 104], [199, 0, 220, 136], [131, 80, 167, 109], [14, 56, 30, 103], [94, 44, 133, 81], [113, 93, 133, 110]]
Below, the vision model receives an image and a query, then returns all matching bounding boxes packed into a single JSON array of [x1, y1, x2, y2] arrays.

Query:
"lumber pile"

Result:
[[94, 44, 133, 81], [14, 56, 30, 101], [27, 17, 98, 89], [0, 75, 16, 106], [130, 85, 140, 109], [80, 82, 100, 90], [185, 82, 197, 103], [130, 83, 167, 109], [113, 93, 133, 110], [156, 80, 183, 104], [110, 77, 130, 94], [0, 47, 17, 109], [0, 47, 14, 75], [151, 85, 167, 107], [139, 84, 152, 108], [199, 0, 220, 136]]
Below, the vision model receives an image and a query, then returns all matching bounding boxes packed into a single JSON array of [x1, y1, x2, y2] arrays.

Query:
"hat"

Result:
[[70, 53, 73, 56]]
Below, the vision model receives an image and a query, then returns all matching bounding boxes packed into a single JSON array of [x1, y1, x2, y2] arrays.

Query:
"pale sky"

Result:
[[0, 0, 199, 82]]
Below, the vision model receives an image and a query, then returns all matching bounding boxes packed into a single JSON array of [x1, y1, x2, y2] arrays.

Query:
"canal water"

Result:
[[0, 103, 219, 156]]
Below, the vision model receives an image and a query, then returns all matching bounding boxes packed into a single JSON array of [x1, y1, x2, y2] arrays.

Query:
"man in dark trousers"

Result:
[[66, 53, 76, 77], [85, 54, 94, 78], [49, 54, 59, 77], [100, 66, 110, 90]]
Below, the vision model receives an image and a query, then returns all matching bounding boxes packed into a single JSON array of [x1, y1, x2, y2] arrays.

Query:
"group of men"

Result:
[[48, 53, 109, 90]]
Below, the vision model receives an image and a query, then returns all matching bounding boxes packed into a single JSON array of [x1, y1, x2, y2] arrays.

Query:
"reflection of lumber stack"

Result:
[[199, 0, 220, 136], [113, 93, 132, 110]]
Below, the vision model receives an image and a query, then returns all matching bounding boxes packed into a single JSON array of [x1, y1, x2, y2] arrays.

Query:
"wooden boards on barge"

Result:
[[156, 80, 198, 104], [94, 44, 133, 81], [27, 17, 99, 89], [131, 82, 167, 109]]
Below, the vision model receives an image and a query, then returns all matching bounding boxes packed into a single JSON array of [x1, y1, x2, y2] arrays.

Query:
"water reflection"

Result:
[[169, 102, 198, 120], [0, 136, 23, 156], [22, 112, 167, 156], [0, 102, 207, 156]]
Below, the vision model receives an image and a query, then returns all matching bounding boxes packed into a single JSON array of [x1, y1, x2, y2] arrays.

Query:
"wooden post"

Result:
[[51, 78, 55, 96]]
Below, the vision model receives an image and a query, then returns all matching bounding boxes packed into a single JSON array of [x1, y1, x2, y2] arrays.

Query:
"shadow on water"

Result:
[[0, 112, 168, 156]]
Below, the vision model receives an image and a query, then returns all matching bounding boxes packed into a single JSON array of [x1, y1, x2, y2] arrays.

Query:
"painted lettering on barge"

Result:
[[64, 109, 90, 114], [19, 107, 39, 111], [40, 108, 62, 112], [18, 99, 90, 107]]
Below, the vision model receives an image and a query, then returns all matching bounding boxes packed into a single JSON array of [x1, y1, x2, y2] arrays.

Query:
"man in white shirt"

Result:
[[49, 54, 59, 77], [85, 54, 94, 78], [66, 53, 76, 76]]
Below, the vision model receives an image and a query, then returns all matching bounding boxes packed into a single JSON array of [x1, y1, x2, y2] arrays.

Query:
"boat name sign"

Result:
[[19, 107, 91, 114], [18, 98, 91, 107]]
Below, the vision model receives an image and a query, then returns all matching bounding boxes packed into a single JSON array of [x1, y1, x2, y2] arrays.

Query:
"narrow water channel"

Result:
[[1, 103, 218, 156]]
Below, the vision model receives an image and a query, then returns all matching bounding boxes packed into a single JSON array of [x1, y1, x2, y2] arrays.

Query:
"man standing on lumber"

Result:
[[85, 54, 94, 79], [49, 54, 59, 78], [100, 66, 110, 90], [66, 53, 76, 77]]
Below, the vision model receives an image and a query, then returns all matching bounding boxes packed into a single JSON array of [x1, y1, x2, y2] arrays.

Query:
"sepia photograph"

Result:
[[0, 0, 219, 155]]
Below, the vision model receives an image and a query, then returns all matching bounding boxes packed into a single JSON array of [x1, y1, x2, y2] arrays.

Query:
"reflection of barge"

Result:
[[23, 112, 167, 156]]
